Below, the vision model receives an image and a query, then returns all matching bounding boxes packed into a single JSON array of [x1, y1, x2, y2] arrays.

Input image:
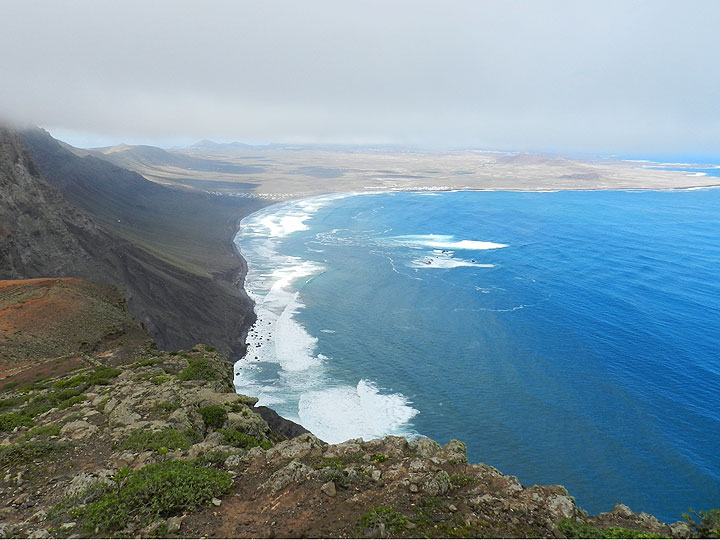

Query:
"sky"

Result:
[[1, 0, 719, 156]]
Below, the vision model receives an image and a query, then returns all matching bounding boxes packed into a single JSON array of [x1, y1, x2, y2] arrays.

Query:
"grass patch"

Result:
[[221, 429, 271, 450], [0, 397, 25, 413], [556, 519, 665, 539], [86, 366, 122, 386], [116, 428, 201, 453], [178, 357, 221, 382], [70, 460, 232, 535], [199, 405, 227, 430], [58, 394, 88, 410], [193, 450, 232, 467], [357, 506, 407, 536], [150, 374, 171, 385], [19, 424, 61, 441], [0, 412, 35, 432], [52, 374, 87, 389], [151, 401, 179, 416], [449, 473, 477, 487], [0, 440, 69, 467]]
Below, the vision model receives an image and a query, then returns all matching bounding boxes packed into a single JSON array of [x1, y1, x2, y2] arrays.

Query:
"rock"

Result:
[[424, 470, 451, 496], [266, 433, 324, 461], [409, 483, 419, 493], [264, 460, 312, 492], [27, 529, 50, 539], [670, 521, 693, 538], [611, 503, 633, 519], [448, 504, 458, 512], [59, 420, 98, 440], [167, 515, 184, 533], [408, 437, 442, 458], [188, 441, 218, 460], [211, 497, 222, 507], [139, 520, 165, 537], [29, 510, 47, 522], [204, 430, 224, 446], [436, 439, 467, 464], [253, 405, 309, 438], [107, 401, 141, 426], [321, 481, 337, 497], [60, 522, 77, 529], [371, 469, 382, 481], [64, 470, 116, 497], [226, 411, 270, 440], [547, 494, 576, 520], [224, 453, 246, 470]]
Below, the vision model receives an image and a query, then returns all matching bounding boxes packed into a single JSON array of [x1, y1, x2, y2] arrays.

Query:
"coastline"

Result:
[[228, 187, 720, 522]]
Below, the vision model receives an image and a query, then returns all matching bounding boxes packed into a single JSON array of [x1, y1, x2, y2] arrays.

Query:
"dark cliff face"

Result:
[[0, 127, 257, 358]]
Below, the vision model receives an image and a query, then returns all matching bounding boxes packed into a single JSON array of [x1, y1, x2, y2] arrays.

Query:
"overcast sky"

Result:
[[1, 0, 718, 155]]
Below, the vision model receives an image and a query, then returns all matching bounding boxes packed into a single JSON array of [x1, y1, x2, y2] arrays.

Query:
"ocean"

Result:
[[233, 189, 720, 523]]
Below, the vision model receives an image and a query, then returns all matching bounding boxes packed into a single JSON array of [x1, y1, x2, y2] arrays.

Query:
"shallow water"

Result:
[[234, 189, 720, 522]]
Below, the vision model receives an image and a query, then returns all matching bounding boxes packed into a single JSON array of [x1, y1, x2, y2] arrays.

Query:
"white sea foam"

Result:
[[298, 380, 419, 444], [391, 234, 508, 250], [234, 193, 421, 443], [410, 257, 494, 269]]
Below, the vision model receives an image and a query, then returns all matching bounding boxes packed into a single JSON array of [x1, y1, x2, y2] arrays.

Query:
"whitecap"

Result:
[[409, 257, 494, 269], [390, 234, 508, 250], [298, 380, 419, 444]]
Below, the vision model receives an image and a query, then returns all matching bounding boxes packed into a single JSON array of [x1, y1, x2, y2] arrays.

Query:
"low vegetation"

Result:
[[556, 518, 665, 539], [69, 460, 233, 534], [116, 427, 201, 453]]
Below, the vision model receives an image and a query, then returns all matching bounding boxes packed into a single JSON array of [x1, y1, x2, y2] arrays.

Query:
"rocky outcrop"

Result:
[[0, 336, 692, 539]]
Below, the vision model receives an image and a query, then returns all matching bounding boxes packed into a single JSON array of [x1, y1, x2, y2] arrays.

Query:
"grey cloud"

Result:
[[1, 0, 718, 154]]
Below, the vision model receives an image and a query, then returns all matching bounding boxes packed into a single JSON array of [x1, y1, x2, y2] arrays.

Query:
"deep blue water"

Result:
[[234, 189, 720, 522]]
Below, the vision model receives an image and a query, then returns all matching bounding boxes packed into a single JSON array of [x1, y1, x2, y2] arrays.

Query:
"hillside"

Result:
[[0, 127, 259, 357], [0, 278, 147, 375], [0, 284, 698, 539]]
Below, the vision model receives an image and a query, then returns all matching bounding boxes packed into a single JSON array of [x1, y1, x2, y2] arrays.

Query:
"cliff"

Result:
[[0, 127, 264, 357], [0, 281, 698, 538]]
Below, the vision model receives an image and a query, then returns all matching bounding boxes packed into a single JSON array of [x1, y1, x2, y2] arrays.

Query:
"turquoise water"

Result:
[[234, 189, 720, 522]]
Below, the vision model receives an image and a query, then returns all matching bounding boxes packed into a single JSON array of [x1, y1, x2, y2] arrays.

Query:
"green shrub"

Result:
[[0, 397, 24, 413], [71, 460, 233, 534], [372, 453, 388, 463], [0, 412, 35, 432], [58, 394, 88, 410], [684, 508, 720, 538], [0, 440, 69, 467], [357, 506, 407, 535], [19, 424, 61, 440], [86, 366, 122, 386], [313, 457, 345, 470], [149, 375, 169, 385], [117, 428, 201, 452], [221, 429, 271, 450], [556, 519, 664, 539], [199, 405, 227, 430], [193, 450, 232, 467], [151, 401, 179, 416], [449, 473, 477, 487], [178, 357, 221, 382], [52, 375, 87, 389]]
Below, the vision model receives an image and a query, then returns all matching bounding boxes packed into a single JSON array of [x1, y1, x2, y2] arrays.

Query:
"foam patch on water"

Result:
[[410, 257, 494, 269], [298, 380, 419, 444], [391, 234, 508, 250]]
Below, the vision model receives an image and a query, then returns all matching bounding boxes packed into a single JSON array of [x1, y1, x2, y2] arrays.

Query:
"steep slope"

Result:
[[0, 127, 255, 357], [0, 278, 147, 367]]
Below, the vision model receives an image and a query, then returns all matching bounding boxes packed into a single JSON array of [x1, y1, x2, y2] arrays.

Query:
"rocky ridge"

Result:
[[0, 334, 696, 538]]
